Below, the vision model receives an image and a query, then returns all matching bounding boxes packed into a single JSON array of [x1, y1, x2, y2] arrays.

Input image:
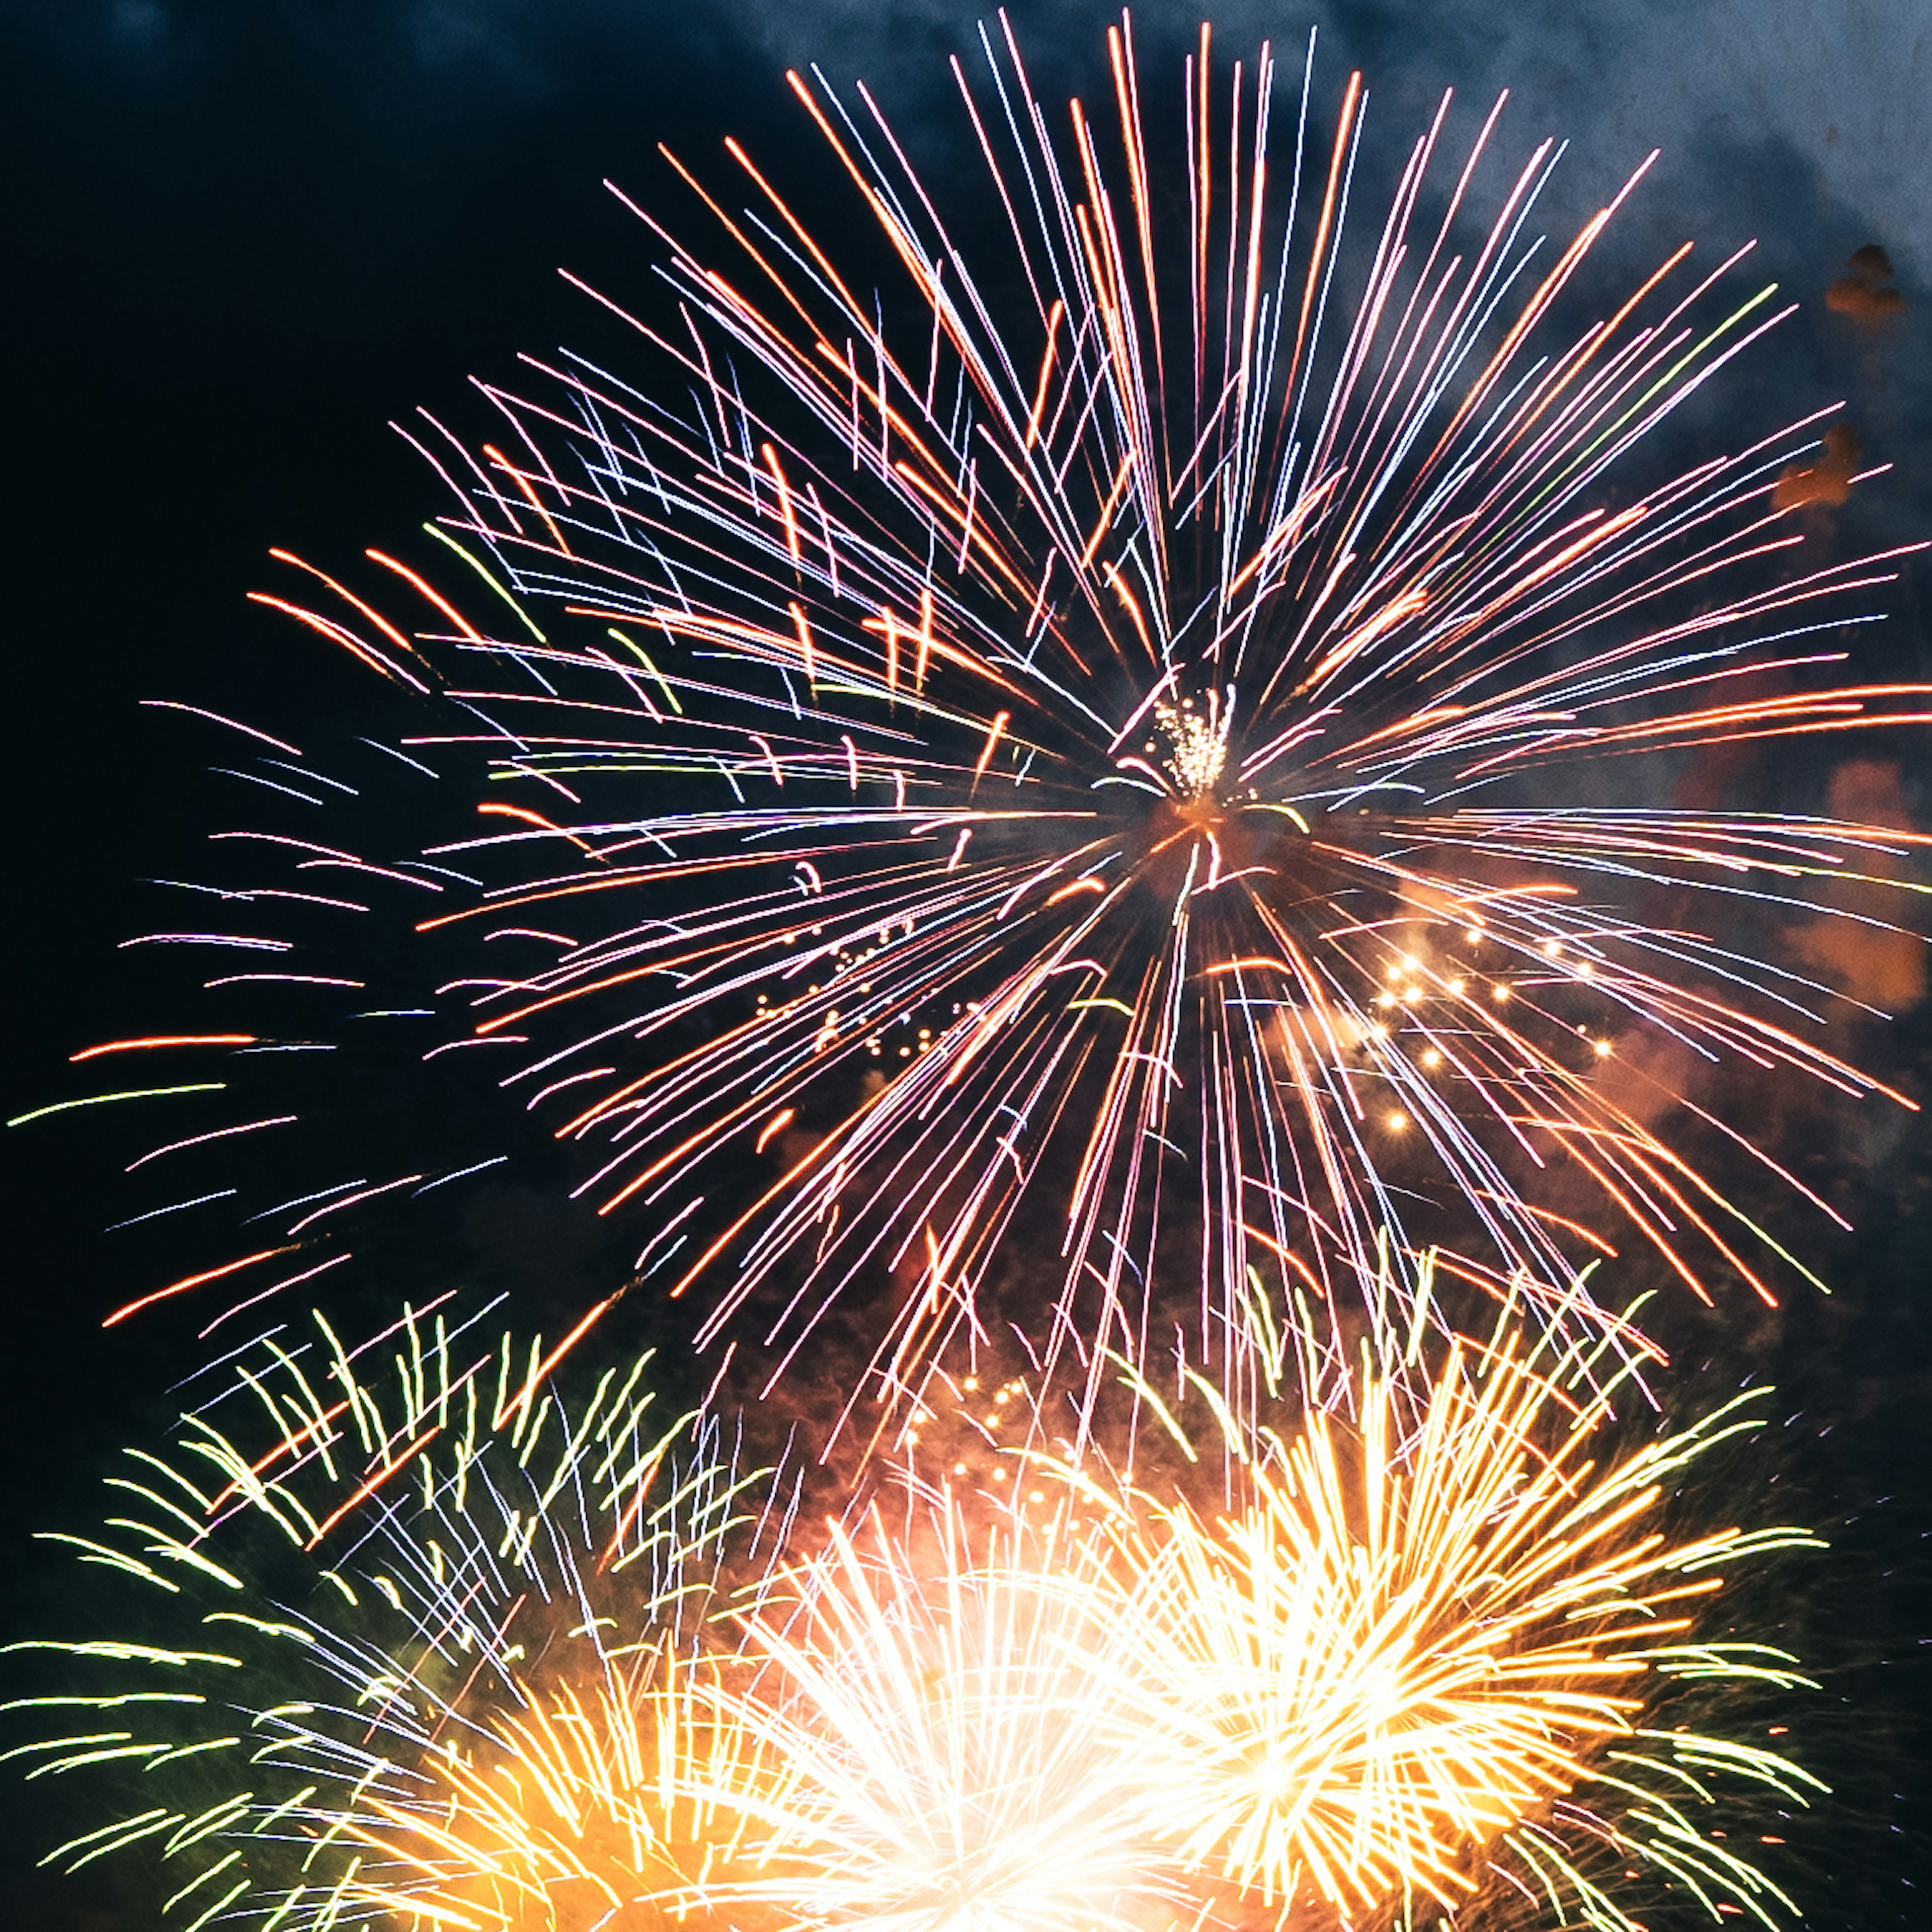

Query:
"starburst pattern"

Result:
[[221, 17, 1928, 1429]]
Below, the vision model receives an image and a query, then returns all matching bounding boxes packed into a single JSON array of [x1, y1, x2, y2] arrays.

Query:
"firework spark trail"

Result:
[[0, 702, 559, 1375], [2, 1303, 794, 1932], [188, 14, 1927, 1434]]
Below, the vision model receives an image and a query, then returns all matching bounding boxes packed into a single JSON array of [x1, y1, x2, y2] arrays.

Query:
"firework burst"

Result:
[[1064, 1290, 1826, 1929], [3, 1302, 788, 1931], [5, 1274, 1826, 1932], [708, 1495, 1179, 1932], [208, 14, 1928, 1436], [3, 20, 1913, 1932]]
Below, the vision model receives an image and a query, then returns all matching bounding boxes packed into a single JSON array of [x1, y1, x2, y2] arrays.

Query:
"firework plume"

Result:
[[5, 1271, 1825, 1932], [709, 1495, 1177, 1932], [1074, 1301, 1825, 1929], [677, 1289, 1824, 1932]]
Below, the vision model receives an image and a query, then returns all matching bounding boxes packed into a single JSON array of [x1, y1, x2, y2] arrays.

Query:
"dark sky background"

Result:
[[1, 2, 1928, 1926]]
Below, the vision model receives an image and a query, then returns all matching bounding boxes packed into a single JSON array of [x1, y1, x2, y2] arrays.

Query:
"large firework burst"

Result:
[[4, 21, 1916, 1932], [207, 14, 1925, 1435], [1072, 1302, 1824, 1929]]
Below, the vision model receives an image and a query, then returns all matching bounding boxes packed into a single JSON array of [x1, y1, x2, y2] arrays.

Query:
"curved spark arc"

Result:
[[231, 18, 1927, 1434]]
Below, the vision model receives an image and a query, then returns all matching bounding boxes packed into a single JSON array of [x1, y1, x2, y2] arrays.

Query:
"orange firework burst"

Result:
[[1069, 1287, 1824, 1927], [349, 1640, 784, 1932], [2, 1305, 791, 1932]]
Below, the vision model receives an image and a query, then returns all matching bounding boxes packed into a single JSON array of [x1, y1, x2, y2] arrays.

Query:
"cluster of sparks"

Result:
[[1149, 693, 1232, 797], [9, 1293, 1822, 1932], [9, 11, 1921, 1931]]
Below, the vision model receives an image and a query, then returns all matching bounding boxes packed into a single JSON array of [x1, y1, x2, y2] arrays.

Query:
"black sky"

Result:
[[1, 2, 1928, 1925]]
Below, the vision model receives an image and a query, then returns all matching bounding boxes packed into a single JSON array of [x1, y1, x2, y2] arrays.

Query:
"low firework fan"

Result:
[[7, 1271, 1826, 1932], [3, 1300, 795, 1931], [1029, 1267, 1828, 1932]]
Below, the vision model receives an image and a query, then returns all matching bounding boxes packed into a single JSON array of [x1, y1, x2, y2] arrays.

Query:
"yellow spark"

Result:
[[1070, 1328, 1823, 1923]]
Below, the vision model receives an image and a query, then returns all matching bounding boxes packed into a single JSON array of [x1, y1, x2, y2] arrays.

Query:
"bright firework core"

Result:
[[1150, 691, 1232, 799]]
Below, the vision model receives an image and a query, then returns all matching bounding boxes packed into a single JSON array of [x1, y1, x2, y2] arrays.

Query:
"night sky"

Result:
[[2, 2, 1928, 1926]]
